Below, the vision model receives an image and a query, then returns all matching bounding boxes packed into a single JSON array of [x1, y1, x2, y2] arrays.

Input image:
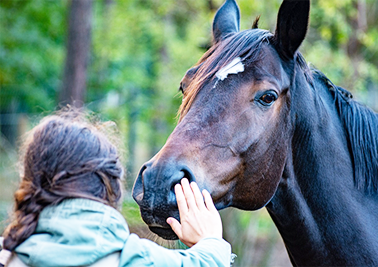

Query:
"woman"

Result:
[[0, 111, 231, 267]]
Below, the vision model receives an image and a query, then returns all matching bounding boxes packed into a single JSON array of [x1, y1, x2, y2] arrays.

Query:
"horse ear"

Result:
[[274, 0, 310, 60], [212, 0, 240, 44]]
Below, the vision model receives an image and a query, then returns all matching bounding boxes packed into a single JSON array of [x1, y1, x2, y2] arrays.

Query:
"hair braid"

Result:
[[3, 181, 45, 251]]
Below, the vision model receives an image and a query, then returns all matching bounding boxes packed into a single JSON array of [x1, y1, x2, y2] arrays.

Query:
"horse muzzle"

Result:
[[132, 159, 197, 240]]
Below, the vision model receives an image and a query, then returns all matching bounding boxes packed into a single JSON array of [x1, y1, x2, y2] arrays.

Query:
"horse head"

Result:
[[132, 0, 310, 239]]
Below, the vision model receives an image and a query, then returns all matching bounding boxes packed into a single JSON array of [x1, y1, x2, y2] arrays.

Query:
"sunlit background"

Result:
[[1, 0, 377, 266]]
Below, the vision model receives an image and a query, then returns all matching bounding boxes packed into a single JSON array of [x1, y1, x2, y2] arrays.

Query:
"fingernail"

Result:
[[166, 218, 172, 224]]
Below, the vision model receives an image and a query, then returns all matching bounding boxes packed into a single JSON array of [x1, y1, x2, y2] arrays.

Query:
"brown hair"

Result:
[[1, 109, 124, 252]]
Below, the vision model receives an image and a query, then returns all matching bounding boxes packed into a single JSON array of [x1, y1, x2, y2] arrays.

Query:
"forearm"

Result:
[[119, 234, 232, 267]]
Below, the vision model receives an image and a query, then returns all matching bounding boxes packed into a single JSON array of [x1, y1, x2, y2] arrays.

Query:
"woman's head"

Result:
[[2, 110, 124, 251]]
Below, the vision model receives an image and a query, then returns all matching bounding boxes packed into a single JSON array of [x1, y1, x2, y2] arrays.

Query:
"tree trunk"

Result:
[[346, 0, 367, 89], [60, 0, 93, 107]]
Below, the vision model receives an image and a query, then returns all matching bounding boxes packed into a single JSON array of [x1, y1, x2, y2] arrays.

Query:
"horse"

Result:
[[132, 0, 378, 265]]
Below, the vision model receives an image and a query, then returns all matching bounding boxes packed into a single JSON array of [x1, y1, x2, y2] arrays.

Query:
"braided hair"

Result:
[[1, 110, 124, 260]]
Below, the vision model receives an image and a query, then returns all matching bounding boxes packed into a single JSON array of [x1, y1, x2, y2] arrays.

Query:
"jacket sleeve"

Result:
[[119, 233, 232, 267]]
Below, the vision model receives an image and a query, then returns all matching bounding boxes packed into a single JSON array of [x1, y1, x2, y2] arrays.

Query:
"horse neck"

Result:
[[266, 71, 378, 266]]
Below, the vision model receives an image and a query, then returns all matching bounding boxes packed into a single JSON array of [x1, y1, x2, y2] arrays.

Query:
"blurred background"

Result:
[[0, 0, 377, 266]]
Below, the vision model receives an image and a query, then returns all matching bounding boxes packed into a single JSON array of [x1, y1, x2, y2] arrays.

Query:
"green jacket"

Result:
[[14, 198, 231, 267]]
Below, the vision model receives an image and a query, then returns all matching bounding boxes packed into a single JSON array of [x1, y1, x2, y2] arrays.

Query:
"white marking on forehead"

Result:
[[215, 57, 245, 81]]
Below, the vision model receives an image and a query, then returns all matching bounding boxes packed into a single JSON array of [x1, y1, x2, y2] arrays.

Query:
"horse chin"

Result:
[[149, 226, 178, 240], [139, 208, 179, 240]]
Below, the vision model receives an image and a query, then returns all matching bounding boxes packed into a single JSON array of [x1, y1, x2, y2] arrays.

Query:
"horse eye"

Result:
[[258, 92, 277, 106], [179, 82, 184, 94], [179, 65, 200, 95]]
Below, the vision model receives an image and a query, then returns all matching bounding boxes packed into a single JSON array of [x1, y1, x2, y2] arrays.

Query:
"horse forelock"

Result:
[[178, 29, 273, 121]]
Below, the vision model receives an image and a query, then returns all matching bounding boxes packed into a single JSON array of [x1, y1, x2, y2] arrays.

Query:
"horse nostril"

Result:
[[169, 166, 196, 197], [132, 165, 147, 203], [181, 168, 196, 184], [139, 165, 147, 178], [133, 162, 197, 209]]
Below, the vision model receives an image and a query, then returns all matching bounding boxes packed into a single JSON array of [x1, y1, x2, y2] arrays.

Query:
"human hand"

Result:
[[166, 178, 223, 247]]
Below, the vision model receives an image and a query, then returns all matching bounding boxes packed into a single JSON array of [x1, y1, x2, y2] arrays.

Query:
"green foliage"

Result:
[[0, 0, 66, 112], [121, 198, 145, 227], [302, 0, 378, 98]]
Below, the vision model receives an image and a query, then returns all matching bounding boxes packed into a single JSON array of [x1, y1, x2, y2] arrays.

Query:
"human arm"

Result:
[[119, 233, 231, 267]]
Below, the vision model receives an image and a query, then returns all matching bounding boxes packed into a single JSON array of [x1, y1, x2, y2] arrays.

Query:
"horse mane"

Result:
[[314, 70, 378, 194]]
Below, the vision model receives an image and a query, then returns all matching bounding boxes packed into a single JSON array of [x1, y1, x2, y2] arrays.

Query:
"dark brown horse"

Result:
[[132, 0, 378, 265]]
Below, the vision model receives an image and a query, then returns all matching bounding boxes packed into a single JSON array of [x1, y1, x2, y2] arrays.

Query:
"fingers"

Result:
[[175, 183, 188, 214], [190, 182, 206, 210], [176, 178, 208, 211], [171, 180, 222, 246], [167, 217, 182, 239], [203, 189, 217, 212], [180, 178, 196, 210]]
